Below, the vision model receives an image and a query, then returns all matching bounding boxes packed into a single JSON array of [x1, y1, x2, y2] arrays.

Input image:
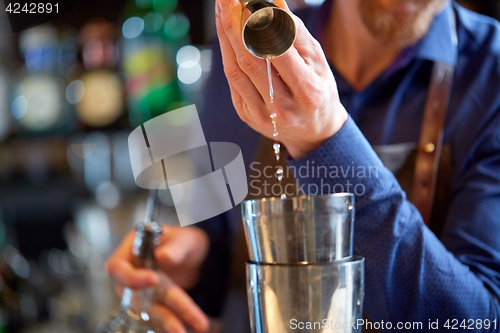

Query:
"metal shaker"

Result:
[[240, 0, 296, 58], [242, 194, 355, 263], [247, 257, 365, 333], [242, 194, 365, 333]]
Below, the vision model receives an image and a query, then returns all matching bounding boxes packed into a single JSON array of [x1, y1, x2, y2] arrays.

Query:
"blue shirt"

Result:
[[196, 1, 500, 330]]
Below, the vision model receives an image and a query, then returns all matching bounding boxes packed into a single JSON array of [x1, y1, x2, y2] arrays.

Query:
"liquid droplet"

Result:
[[273, 132, 278, 137], [274, 143, 281, 161]]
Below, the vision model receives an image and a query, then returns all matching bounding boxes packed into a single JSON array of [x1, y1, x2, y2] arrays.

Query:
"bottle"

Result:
[[96, 190, 162, 333], [12, 25, 67, 133], [74, 19, 124, 128]]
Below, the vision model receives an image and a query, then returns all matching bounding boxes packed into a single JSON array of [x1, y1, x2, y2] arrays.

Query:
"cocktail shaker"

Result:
[[242, 194, 364, 333], [247, 257, 365, 333], [242, 194, 354, 263]]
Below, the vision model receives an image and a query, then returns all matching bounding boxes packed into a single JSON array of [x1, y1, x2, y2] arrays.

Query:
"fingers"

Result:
[[150, 303, 188, 333], [155, 227, 209, 267], [156, 273, 210, 333], [216, 0, 326, 111], [216, 0, 290, 109], [272, 0, 328, 67], [270, 16, 327, 98], [106, 231, 159, 289]]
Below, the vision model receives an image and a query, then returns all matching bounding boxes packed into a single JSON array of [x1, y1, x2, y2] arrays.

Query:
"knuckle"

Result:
[[311, 38, 323, 57], [252, 108, 269, 128], [234, 102, 250, 123], [223, 64, 243, 82], [238, 111, 250, 124], [297, 81, 324, 109], [236, 54, 260, 76], [221, 14, 233, 33], [276, 111, 295, 129]]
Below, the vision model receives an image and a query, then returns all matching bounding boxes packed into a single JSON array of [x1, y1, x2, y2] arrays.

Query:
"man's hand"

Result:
[[106, 226, 210, 333], [215, 0, 348, 159]]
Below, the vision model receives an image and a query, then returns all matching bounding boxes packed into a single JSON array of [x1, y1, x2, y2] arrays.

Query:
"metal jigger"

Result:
[[242, 194, 365, 333], [241, 0, 296, 58]]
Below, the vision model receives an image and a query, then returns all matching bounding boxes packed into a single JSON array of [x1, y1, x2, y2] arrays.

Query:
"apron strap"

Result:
[[410, 61, 454, 225]]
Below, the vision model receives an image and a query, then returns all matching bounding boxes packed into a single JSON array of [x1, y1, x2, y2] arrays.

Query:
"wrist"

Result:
[[285, 104, 348, 159]]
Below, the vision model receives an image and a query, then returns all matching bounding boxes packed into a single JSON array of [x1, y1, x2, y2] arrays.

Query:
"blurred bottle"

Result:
[[0, 3, 12, 142], [0, 67, 9, 141], [70, 19, 124, 129], [11, 25, 68, 133], [95, 192, 162, 333], [120, 0, 192, 127]]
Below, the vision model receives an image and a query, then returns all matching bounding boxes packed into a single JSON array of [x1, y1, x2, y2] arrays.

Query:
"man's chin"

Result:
[[359, 0, 441, 49]]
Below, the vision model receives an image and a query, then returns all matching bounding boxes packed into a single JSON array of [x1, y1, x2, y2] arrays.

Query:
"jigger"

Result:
[[241, 0, 296, 58]]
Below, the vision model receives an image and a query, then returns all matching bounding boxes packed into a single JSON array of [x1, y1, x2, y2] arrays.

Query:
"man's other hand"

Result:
[[106, 226, 210, 333]]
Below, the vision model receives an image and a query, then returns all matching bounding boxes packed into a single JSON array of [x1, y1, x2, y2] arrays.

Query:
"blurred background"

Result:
[[0, 0, 497, 332]]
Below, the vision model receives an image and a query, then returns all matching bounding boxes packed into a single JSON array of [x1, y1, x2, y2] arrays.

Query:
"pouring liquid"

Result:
[[267, 58, 287, 199]]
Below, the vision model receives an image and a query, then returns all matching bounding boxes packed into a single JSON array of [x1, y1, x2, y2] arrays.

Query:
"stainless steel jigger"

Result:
[[241, 0, 296, 58]]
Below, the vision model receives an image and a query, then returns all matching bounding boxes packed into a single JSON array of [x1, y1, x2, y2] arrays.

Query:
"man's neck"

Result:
[[321, 0, 403, 91]]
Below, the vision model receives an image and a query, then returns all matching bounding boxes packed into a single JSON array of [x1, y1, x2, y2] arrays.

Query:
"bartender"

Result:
[[106, 0, 500, 331]]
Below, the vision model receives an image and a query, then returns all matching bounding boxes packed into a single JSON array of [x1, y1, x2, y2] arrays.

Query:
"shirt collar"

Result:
[[414, 2, 458, 66]]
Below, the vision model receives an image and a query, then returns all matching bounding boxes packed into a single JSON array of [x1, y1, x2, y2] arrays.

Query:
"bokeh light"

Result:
[[144, 12, 164, 33], [122, 17, 145, 39], [11, 95, 28, 119], [178, 61, 202, 84], [176, 45, 200, 66], [95, 181, 121, 210], [66, 80, 85, 105], [163, 14, 190, 41]]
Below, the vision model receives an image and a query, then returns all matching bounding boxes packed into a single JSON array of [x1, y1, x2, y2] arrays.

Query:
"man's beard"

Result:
[[358, 0, 445, 48]]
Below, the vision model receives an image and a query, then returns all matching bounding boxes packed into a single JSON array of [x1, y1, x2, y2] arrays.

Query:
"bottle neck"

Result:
[[133, 226, 158, 270], [120, 221, 161, 311]]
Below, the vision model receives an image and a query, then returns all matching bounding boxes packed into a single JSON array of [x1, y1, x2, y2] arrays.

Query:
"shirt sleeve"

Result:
[[188, 214, 232, 317], [287, 116, 500, 331]]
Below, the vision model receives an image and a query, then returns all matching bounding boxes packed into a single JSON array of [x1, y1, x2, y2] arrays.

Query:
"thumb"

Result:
[[155, 228, 209, 267], [155, 230, 196, 266]]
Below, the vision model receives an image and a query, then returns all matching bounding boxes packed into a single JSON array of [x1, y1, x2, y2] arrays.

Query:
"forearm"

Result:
[[287, 116, 500, 330]]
